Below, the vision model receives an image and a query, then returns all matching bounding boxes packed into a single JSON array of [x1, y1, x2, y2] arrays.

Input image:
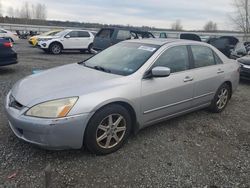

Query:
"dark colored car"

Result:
[[208, 38, 231, 57], [238, 56, 250, 80], [0, 38, 18, 66], [220, 36, 239, 50], [179, 33, 201, 41], [93, 28, 155, 51]]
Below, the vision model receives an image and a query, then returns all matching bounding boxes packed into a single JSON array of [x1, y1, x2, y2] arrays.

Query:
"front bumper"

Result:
[[4, 92, 90, 150]]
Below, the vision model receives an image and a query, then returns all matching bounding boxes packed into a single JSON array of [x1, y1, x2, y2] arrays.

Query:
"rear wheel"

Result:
[[49, 43, 62, 54], [209, 83, 230, 113], [88, 43, 93, 54], [84, 104, 132, 155]]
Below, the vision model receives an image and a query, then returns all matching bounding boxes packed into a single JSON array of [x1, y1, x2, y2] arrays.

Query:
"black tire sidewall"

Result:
[[84, 104, 132, 155]]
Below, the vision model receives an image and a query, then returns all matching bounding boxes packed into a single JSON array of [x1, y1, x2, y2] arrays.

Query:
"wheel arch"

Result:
[[88, 100, 140, 135], [223, 81, 232, 98], [49, 41, 64, 50]]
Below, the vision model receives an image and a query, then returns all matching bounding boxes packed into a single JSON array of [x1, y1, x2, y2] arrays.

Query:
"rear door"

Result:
[[190, 45, 225, 107], [141, 45, 195, 124], [93, 29, 114, 50], [77, 31, 92, 49]]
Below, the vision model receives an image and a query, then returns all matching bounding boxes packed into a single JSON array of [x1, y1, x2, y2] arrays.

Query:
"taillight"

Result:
[[3, 42, 13, 48]]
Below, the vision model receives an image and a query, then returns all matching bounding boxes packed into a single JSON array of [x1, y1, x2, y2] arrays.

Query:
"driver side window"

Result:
[[153, 46, 189, 73]]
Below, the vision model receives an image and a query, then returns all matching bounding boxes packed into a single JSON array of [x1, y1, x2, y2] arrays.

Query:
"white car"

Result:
[[0, 29, 19, 42], [38, 29, 95, 54]]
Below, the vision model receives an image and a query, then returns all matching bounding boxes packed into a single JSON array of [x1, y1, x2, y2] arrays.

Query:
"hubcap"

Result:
[[96, 114, 126, 149], [216, 88, 228, 110], [52, 45, 61, 54]]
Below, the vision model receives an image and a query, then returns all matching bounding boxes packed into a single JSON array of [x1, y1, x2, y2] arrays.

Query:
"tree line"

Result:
[[0, 0, 47, 20]]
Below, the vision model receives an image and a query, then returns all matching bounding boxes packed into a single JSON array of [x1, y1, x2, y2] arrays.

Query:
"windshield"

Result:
[[54, 30, 68, 37], [84, 42, 159, 76]]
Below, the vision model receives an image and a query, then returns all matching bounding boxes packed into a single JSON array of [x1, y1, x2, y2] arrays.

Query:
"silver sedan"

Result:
[[5, 39, 240, 154]]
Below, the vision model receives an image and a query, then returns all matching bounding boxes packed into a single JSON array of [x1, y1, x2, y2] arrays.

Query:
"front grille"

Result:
[[9, 95, 24, 110]]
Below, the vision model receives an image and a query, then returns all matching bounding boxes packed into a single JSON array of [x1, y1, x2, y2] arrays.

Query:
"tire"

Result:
[[88, 43, 93, 54], [49, 43, 62, 55], [209, 83, 231, 113], [84, 104, 132, 155]]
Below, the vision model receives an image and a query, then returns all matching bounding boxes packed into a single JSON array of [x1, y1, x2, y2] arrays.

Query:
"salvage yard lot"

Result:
[[0, 40, 250, 187]]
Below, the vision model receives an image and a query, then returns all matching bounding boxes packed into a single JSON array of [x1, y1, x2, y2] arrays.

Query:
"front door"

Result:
[[63, 31, 80, 49], [141, 45, 195, 124]]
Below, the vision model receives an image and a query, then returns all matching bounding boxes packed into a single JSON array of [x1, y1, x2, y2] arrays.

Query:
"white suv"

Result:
[[0, 29, 19, 42], [38, 29, 95, 54]]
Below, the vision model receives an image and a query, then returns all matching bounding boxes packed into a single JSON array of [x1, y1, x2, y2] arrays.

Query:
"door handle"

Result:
[[217, 69, 224, 74], [183, 76, 193, 82]]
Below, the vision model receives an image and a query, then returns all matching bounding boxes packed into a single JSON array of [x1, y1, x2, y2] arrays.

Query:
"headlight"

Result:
[[25, 97, 78, 118]]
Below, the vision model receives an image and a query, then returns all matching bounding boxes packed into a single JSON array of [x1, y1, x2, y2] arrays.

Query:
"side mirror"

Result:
[[65, 35, 70, 38], [144, 66, 171, 79], [247, 51, 250, 55]]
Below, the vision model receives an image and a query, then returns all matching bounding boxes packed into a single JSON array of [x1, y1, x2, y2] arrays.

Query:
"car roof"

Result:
[[125, 38, 204, 46]]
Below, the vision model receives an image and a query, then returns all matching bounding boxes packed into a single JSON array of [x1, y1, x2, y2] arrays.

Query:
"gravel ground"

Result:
[[0, 40, 250, 188]]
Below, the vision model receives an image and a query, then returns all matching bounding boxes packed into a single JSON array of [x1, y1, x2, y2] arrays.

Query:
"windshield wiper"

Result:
[[79, 62, 111, 73], [93, 66, 111, 73]]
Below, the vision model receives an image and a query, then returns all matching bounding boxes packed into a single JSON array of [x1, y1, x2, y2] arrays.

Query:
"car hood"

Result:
[[238, 56, 250, 65], [11, 63, 124, 107]]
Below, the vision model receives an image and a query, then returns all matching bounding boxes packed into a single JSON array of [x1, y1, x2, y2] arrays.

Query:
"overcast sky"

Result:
[[1, 0, 235, 30]]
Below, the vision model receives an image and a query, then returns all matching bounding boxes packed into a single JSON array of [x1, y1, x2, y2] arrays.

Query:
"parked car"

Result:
[[5, 39, 239, 155], [220, 36, 239, 50], [93, 27, 155, 51], [159, 32, 168, 38], [29, 30, 62, 46], [237, 56, 250, 80], [37, 29, 95, 54], [208, 38, 231, 57], [0, 38, 18, 66], [230, 42, 250, 59], [0, 29, 19, 42], [180, 33, 201, 41]]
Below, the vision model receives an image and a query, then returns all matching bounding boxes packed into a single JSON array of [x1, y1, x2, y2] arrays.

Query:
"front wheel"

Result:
[[209, 83, 230, 113], [84, 104, 132, 155], [49, 43, 62, 54]]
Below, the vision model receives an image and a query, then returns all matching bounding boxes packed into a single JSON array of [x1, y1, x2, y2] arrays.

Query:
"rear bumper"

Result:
[[0, 53, 18, 66], [4, 92, 90, 150]]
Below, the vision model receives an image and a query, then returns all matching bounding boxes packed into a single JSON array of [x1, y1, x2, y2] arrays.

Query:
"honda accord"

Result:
[[5, 39, 240, 155]]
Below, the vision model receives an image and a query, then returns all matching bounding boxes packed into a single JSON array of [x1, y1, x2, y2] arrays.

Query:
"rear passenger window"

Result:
[[153, 46, 189, 73], [78, 31, 90, 38], [214, 53, 223, 64], [191, 46, 216, 68], [117, 30, 131, 40], [97, 29, 114, 39]]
